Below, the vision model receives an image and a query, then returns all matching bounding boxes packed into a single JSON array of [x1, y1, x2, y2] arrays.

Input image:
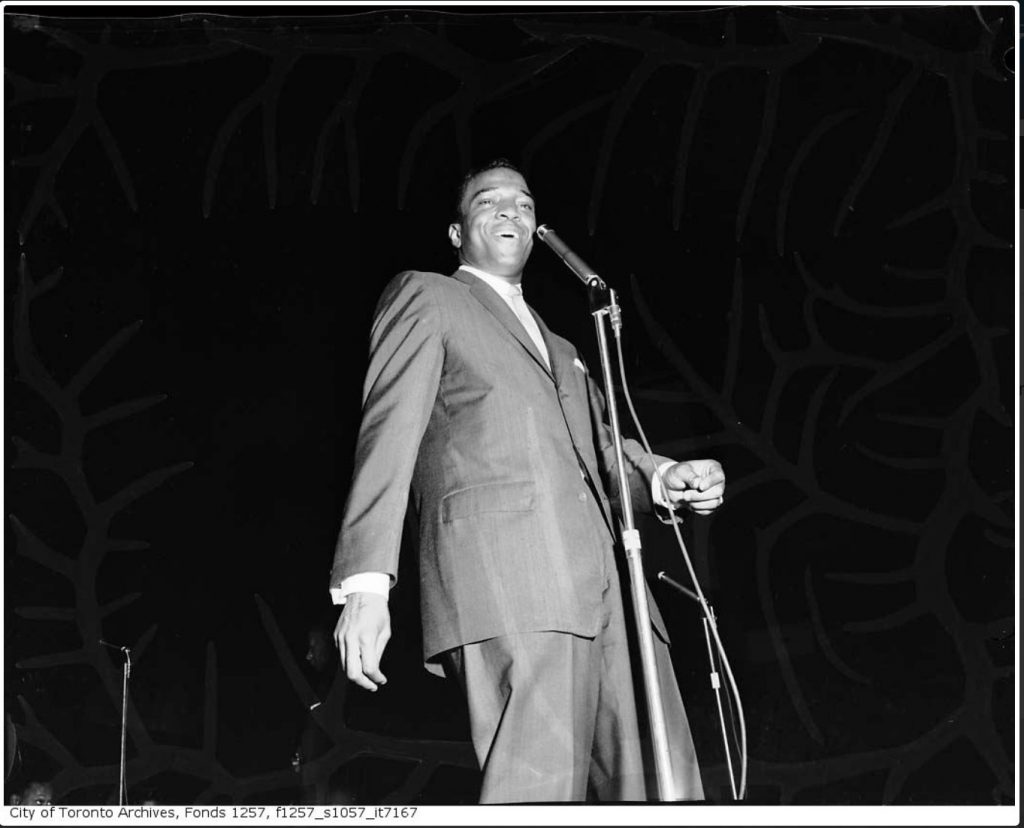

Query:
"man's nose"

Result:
[[495, 200, 520, 219]]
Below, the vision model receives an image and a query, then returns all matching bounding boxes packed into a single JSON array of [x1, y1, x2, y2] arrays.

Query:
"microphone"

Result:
[[536, 225, 607, 290]]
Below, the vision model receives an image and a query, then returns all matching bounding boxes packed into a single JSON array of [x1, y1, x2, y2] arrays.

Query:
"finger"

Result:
[[697, 470, 726, 491], [689, 484, 724, 501], [691, 495, 724, 514], [662, 462, 694, 486], [679, 469, 703, 489], [344, 643, 378, 692], [359, 636, 388, 686], [681, 487, 719, 504]]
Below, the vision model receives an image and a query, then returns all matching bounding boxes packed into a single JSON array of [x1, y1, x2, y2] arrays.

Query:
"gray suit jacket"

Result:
[[330, 268, 670, 671]]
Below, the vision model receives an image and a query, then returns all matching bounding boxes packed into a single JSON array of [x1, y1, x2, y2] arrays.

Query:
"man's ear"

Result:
[[448, 223, 462, 249], [9, 794, 20, 805]]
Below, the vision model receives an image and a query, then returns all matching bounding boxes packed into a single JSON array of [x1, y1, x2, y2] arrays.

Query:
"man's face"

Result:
[[20, 782, 53, 805], [449, 167, 536, 279], [305, 629, 331, 672]]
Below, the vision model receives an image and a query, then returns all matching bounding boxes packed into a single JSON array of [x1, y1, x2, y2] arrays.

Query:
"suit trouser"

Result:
[[443, 574, 704, 803]]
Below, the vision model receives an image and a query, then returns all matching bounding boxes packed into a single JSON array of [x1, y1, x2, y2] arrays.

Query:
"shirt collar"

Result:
[[458, 264, 524, 297]]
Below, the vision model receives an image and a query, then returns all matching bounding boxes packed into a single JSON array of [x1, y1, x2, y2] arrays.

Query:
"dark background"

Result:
[[4, 3, 1016, 806]]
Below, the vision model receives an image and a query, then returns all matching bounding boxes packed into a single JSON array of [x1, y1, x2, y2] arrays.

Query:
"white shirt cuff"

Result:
[[651, 460, 685, 509], [331, 572, 391, 605]]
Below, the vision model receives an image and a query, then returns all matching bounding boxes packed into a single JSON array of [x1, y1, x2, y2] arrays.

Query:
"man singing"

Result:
[[330, 159, 725, 802]]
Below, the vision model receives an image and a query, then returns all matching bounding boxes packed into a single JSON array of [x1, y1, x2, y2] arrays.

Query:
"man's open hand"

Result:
[[334, 592, 391, 691]]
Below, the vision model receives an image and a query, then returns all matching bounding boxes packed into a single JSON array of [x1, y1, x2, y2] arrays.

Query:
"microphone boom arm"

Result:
[[536, 224, 608, 291]]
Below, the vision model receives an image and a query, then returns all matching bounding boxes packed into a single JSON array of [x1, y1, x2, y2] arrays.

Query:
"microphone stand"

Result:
[[538, 225, 747, 801], [587, 283, 679, 801], [537, 224, 677, 799], [100, 640, 131, 805]]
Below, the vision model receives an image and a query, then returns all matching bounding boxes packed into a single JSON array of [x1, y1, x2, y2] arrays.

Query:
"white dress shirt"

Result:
[[330, 265, 682, 605]]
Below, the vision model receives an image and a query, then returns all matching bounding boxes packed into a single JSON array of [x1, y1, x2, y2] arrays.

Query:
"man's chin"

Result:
[[496, 247, 533, 269], [495, 262, 529, 278], [463, 254, 531, 277]]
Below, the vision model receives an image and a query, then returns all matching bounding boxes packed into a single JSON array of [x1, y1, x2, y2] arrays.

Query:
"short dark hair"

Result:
[[452, 157, 525, 224]]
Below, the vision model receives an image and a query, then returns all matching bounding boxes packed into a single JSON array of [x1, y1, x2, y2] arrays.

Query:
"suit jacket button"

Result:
[[578, 492, 587, 502]]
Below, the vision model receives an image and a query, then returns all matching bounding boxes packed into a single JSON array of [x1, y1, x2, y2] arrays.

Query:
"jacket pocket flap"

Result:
[[441, 480, 536, 523]]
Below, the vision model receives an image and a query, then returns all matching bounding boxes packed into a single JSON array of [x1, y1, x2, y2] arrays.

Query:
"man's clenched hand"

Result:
[[659, 458, 726, 516]]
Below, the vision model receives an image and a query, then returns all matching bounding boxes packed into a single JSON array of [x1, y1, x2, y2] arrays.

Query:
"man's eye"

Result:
[[478, 198, 492, 206], [520, 203, 534, 211]]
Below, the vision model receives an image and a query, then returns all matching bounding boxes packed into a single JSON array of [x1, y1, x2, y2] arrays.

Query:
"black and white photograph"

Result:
[[3, 1, 1018, 819]]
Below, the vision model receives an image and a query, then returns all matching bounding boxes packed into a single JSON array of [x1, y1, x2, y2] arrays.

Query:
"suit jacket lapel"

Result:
[[453, 268, 555, 382]]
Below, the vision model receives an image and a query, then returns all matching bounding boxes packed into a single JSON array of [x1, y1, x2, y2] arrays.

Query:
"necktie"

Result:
[[508, 286, 551, 370], [509, 285, 586, 482]]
